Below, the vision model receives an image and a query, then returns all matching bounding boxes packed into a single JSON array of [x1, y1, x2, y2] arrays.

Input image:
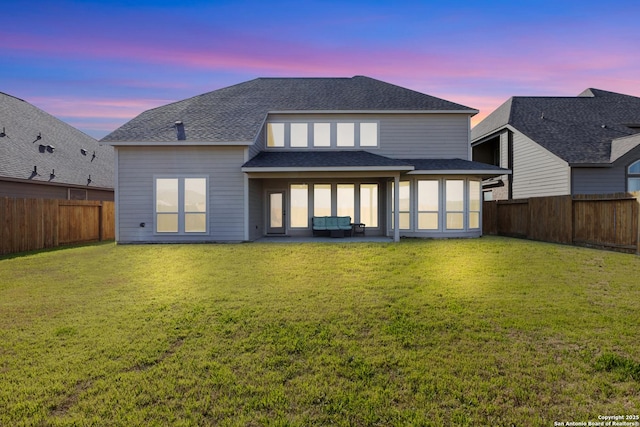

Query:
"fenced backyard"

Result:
[[0, 197, 114, 256], [483, 192, 640, 253]]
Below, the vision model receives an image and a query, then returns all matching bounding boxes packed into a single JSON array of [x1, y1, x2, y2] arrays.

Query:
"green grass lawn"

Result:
[[1, 237, 639, 426]]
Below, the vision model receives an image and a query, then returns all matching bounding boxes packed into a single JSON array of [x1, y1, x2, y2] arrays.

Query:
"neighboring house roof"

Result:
[[102, 76, 477, 144], [471, 89, 640, 165], [0, 91, 113, 189]]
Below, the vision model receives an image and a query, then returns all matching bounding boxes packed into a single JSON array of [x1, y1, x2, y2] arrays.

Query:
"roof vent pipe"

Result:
[[175, 121, 186, 141]]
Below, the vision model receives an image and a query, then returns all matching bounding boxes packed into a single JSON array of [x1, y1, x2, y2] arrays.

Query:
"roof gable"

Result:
[[102, 76, 477, 144], [0, 92, 113, 189]]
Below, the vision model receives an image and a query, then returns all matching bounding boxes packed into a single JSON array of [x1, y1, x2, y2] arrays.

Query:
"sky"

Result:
[[2, 0, 640, 139]]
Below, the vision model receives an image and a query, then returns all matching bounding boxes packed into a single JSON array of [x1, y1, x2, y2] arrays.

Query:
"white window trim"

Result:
[[265, 120, 380, 149], [154, 175, 209, 235]]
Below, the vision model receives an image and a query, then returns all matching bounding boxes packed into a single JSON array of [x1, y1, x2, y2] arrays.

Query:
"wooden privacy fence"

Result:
[[0, 197, 115, 256], [483, 193, 640, 253]]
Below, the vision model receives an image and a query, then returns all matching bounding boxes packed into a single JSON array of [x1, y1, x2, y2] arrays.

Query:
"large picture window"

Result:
[[445, 180, 464, 230], [468, 181, 481, 229], [155, 177, 207, 234], [418, 180, 439, 230], [628, 160, 640, 192], [360, 184, 378, 227], [313, 184, 332, 216], [391, 181, 411, 230], [290, 184, 309, 228], [337, 184, 355, 219]]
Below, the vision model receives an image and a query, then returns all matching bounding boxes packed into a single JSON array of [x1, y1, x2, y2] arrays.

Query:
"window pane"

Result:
[[185, 213, 207, 232], [399, 213, 411, 230], [314, 123, 331, 147], [185, 178, 206, 212], [360, 123, 378, 146], [267, 123, 284, 147], [418, 212, 438, 230], [157, 213, 178, 233], [156, 178, 178, 213], [337, 123, 354, 147], [290, 123, 308, 147], [290, 184, 308, 228], [446, 180, 464, 211], [629, 160, 640, 174], [314, 184, 332, 216], [446, 213, 464, 229], [337, 184, 354, 220], [469, 212, 480, 229], [629, 178, 640, 192], [418, 180, 438, 211], [399, 181, 410, 212], [469, 181, 480, 211], [270, 193, 283, 228], [360, 184, 378, 227]]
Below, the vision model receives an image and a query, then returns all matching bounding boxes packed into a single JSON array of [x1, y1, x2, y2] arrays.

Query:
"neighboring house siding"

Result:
[[572, 147, 640, 194], [264, 113, 470, 159], [512, 132, 570, 198], [572, 167, 626, 194], [116, 146, 246, 242], [0, 181, 114, 201]]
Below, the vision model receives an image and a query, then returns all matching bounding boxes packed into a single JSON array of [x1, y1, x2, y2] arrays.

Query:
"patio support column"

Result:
[[393, 174, 400, 242]]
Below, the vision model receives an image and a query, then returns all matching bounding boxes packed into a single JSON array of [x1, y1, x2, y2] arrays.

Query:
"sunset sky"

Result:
[[2, 0, 639, 139]]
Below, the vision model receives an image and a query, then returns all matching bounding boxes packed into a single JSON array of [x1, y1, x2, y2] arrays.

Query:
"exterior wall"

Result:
[[248, 125, 266, 160], [248, 178, 264, 240], [571, 167, 626, 195], [0, 180, 113, 201], [572, 146, 640, 195], [264, 113, 471, 160], [116, 146, 246, 243], [512, 131, 570, 198]]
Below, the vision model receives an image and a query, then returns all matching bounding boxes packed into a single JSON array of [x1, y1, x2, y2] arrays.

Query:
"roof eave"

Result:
[[268, 109, 479, 115], [241, 165, 414, 173], [407, 169, 512, 176], [103, 140, 254, 146]]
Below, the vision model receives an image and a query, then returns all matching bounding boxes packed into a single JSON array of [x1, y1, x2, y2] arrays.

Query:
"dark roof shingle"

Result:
[[0, 92, 113, 189], [103, 76, 477, 144], [471, 88, 640, 164]]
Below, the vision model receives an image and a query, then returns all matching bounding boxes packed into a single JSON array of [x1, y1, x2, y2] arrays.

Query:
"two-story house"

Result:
[[472, 88, 640, 200], [102, 76, 506, 243]]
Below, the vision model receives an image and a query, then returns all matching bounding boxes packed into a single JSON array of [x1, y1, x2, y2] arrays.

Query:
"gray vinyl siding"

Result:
[[265, 113, 471, 159], [499, 131, 509, 168], [572, 147, 640, 194], [248, 125, 266, 160], [572, 167, 625, 194], [378, 114, 469, 159], [0, 180, 114, 201], [248, 179, 264, 240], [512, 131, 570, 198], [116, 146, 245, 243]]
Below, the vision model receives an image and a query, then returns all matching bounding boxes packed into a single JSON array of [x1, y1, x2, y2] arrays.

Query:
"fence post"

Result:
[[99, 202, 104, 242]]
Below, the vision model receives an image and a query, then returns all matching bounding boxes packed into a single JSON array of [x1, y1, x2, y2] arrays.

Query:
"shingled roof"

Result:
[[0, 92, 113, 189], [102, 76, 477, 144], [471, 89, 640, 165]]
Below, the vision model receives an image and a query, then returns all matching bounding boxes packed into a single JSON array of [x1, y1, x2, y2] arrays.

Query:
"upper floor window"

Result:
[[266, 121, 379, 149], [267, 123, 285, 147], [629, 160, 640, 192]]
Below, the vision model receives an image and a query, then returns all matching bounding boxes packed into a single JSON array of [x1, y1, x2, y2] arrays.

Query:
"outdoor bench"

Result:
[[312, 216, 353, 237]]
